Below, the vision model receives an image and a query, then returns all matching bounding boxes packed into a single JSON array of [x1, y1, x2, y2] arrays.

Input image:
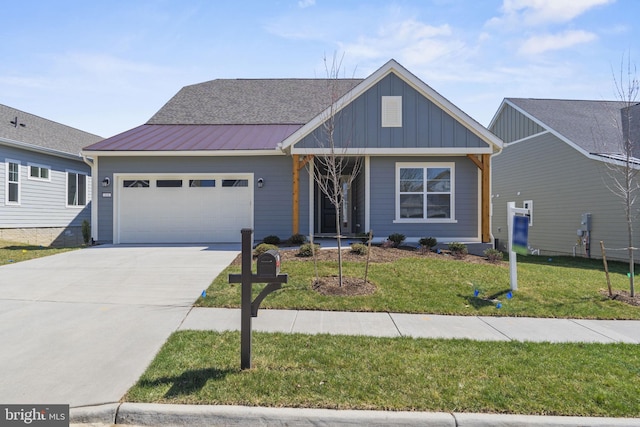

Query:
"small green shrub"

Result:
[[81, 220, 91, 245], [356, 232, 373, 243], [448, 242, 468, 258], [288, 234, 307, 245], [387, 233, 406, 247], [350, 243, 368, 255], [484, 248, 504, 263], [419, 237, 437, 251], [262, 235, 281, 245], [254, 243, 278, 257], [297, 243, 321, 257]]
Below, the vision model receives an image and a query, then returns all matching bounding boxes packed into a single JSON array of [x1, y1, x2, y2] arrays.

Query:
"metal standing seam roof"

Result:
[[83, 124, 303, 151]]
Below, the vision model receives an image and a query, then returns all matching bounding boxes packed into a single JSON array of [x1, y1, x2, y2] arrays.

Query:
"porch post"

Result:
[[481, 154, 491, 243], [467, 154, 491, 243]]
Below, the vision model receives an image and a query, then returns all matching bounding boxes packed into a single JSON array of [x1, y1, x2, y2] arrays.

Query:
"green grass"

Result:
[[197, 253, 640, 319], [126, 330, 640, 417], [0, 240, 79, 266]]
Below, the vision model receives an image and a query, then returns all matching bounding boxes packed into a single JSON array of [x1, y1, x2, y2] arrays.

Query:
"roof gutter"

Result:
[[1, 137, 85, 161]]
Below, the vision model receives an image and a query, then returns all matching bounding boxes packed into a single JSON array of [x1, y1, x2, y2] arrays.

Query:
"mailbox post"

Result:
[[229, 229, 287, 370]]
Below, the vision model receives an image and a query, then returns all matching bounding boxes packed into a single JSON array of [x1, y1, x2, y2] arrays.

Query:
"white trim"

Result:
[[27, 162, 52, 182], [5, 159, 21, 205], [477, 167, 482, 241], [502, 131, 550, 147], [65, 169, 88, 208], [282, 59, 503, 152], [90, 157, 99, 242], [395, 161, 455, 222], [291, 147, 494, 155], [364, 156, 370, 233], [81, 149, 284, 157]]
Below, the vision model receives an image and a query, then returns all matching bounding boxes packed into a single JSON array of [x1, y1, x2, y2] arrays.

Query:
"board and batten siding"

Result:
[[491, 132, 637, 261], [96, 155, 302, 243], [0, 145, 92, 228], [295, 72, 490, 151], [368, 156, 479, 241], [491, 104, 545, 144]]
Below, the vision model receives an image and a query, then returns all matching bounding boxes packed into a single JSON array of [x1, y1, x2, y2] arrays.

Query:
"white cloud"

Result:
[[340, 19, 464, 68], [298, 0, 315, 8], [489, 0, 615, 27], [518, 30, 598, 55]]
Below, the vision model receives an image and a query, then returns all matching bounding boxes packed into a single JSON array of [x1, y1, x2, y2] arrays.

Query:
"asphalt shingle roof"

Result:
[[507, 98, 632, 155], [0, 104, 102, 156], [147, 78, 363, 125]]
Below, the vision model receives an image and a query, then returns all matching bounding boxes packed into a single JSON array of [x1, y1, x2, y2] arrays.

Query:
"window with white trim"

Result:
[[67, 171, 87, 206], [6, 160, 20, 204], [396, 163, 454, 221], [28, 164, 50, 181]]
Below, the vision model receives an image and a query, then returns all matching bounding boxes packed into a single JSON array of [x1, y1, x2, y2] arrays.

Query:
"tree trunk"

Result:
[[335, 201, 343, 287]]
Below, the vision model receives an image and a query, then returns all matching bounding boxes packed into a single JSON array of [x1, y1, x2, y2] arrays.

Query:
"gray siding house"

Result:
[[83, 60, 502, 246], [490, 98, 638, 261], [0, 104, 102, 246]]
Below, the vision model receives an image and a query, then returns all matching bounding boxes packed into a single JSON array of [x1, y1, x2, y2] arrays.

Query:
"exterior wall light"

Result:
[[102, 177, 111, 187], [257, 178, 264, 188]]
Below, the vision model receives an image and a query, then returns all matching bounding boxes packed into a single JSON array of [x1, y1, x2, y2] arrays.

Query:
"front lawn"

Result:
[[197, 248, 640, 319], [126, 330, 640, 417], [0, 240, 79, 266]]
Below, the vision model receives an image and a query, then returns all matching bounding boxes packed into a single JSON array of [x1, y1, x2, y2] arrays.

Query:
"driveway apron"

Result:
[[0, 244, 238, 407]]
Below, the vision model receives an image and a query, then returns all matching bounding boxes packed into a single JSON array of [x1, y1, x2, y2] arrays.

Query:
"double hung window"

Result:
[[396, 163, 454, 222]]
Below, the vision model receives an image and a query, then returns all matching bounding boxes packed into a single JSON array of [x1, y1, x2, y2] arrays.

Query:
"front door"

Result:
[[319, 175, 352, 235]]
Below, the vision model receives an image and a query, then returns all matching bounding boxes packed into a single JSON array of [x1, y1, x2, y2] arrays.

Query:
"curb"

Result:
[[71, 403, 640, 427]]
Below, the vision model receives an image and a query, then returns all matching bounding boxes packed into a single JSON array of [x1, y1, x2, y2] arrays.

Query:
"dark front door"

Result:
[[320, 192, 337, 234]]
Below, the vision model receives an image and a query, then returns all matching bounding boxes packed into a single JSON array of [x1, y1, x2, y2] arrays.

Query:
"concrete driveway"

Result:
[[0, 244, 239, 407]]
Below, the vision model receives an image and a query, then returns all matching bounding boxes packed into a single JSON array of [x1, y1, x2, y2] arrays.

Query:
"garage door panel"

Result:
[[118, 176, 252, 243]]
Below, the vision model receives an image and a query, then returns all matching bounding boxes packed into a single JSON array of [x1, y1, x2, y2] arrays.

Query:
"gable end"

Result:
[[490, 103, 545, 143]]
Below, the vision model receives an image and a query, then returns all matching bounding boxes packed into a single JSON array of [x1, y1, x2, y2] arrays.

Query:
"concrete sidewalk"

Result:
[[180, 307, 640, 343], [70, 309, 640, 426]]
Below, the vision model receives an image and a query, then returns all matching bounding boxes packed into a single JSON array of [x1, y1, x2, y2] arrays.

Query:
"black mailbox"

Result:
[[256, 250, 280, 278]]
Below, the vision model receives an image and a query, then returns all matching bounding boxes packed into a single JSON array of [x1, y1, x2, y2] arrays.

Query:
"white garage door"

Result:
[[116, 175, 252, 243]]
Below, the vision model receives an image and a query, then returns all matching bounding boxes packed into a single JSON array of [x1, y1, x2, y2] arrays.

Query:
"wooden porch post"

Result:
[[292, 155, 313, 236], [467, 154, 491, 243]]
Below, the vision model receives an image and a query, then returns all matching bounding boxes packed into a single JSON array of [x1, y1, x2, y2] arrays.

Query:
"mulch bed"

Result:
[[600, 289, 640, 307], [231, 246, 503, 297]]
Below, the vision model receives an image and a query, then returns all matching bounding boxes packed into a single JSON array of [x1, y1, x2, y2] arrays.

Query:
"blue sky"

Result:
[[1, 0, 637, 137]]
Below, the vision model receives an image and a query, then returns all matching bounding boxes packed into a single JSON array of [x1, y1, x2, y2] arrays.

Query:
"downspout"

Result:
[[81, 153, 98, 244]]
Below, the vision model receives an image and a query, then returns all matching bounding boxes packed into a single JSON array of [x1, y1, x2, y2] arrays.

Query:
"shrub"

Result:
[[350, 243, 368, 255], [288, 233, 307, 245], [419, 237, 437, 251], [297, 243, 320, 257], [81, 220, 91, 245], [484, 248, 504, 263], [356, 232, 373, 243], [448, 242, 468, 258], [254, 243, 278, 257], [262, 235, 281, 245], [387, 233, 406, 247]]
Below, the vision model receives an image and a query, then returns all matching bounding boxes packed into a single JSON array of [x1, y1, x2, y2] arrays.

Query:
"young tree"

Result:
[[603, 55, 639, 297], [310, 53, 363, 287]]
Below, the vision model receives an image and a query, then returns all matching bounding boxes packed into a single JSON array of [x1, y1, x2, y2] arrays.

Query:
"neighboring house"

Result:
[[0, 104, 102, 246], [82, 60, 502, 248], [490, 98, 639, 261]]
